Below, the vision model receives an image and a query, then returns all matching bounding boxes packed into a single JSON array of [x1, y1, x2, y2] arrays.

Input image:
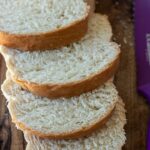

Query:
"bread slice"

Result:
[[24, 99, 126, 150], [0, 14, 120, 99], [2, 75, 118, 139], [0, 0, 89, 51]]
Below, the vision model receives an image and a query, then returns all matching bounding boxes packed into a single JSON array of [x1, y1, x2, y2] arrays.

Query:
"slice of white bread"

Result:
[[24, 99, 126, 150], [2, 74, 118, 139], [0, 0, 89, 51], [0, 14, 120, 99]]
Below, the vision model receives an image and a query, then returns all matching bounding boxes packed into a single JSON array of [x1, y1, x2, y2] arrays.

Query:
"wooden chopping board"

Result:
[[0, 1, 150, 150]]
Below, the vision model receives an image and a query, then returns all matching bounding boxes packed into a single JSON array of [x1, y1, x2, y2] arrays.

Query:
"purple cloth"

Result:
[[135, 0, 150, 149], [135, 0, 150, 96]]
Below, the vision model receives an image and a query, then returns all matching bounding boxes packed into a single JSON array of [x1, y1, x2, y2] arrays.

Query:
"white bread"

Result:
[[0, 14, 120, 98], [0, 0, 89, 51], [2, 75, 118, 139], [24, 99, 126, 150]]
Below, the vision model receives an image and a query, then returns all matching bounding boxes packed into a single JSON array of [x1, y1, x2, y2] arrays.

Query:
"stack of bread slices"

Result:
[[0, 0, 126, 149]]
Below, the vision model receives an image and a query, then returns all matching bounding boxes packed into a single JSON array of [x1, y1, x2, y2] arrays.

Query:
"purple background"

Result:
[[135, 0, 150, 149]]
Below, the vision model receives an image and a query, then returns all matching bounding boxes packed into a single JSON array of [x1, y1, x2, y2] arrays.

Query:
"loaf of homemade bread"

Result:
[[2, 75, 118, 139], [0, 14, 120, 98], [24, 99, 126, 150], [0, 0, 89, 51]]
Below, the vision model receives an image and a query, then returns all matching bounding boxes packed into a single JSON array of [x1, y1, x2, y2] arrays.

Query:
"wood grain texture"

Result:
[[0, 0, 149, 150]]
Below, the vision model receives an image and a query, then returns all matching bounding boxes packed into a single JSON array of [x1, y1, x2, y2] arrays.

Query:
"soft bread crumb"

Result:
[[24, 99, 126, 150], [0, 0, 88, 34], [2, 76, 118, 136], [0, 14, 119, 84]]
